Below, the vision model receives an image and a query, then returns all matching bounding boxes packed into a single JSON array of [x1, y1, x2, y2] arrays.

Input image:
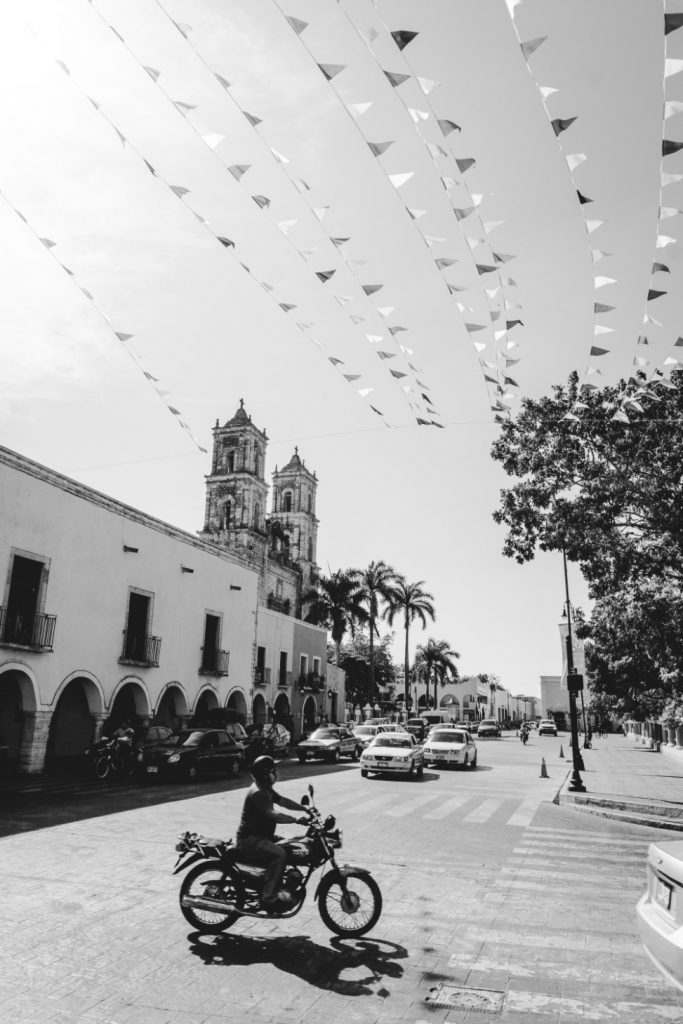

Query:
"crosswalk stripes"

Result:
[[422, 794, 472, 820], [505, 799, 541, 827], [461, 798, 501, 823]]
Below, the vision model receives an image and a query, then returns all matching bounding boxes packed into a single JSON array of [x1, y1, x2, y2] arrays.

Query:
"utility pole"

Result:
[[563, 548, 586, 791]]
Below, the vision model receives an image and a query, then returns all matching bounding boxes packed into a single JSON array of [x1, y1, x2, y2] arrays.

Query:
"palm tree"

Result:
[[357, 560, 398, 703], [303, 569, 367, 667], [415, 638, 460, 710], [384, 578, 435, 714]]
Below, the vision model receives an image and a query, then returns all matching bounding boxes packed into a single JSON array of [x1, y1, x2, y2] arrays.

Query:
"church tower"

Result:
[[200, 400, 268, 564], [270, 448, 319, 587]]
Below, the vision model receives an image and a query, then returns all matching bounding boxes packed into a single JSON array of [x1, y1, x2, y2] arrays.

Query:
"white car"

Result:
[[422, 728, 478, 769], [538, 719, 558, 737], [637, 839, 683, 990], [353, 723, 407, 749], [360, 733, 424, 778]]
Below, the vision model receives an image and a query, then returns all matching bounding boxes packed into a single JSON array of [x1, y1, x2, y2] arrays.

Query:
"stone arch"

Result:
[[0, 664, 39, 773], [273, 692, 293, 738], [225, 687, 248, 726], [46, 674, 106, 772], [440, 694, 460, 714], [155, 682, 189, 730], [108, 676, 151, 730], [252, 692, 267, 727], [301, 694, 317, 736], [193, 685, 219, 722]]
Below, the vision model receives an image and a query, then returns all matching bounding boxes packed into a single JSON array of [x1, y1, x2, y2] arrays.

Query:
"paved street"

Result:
[[2, 733, 682, 1023]]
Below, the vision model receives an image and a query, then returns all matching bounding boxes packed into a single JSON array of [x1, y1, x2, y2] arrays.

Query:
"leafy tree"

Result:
[[384, 578, 436, 711], [335, 633, 397, 708], [357, 560, 399, 702], [415, 638, 460, 709], [304, 569, 367, 666], [491, 369, 683, 599]]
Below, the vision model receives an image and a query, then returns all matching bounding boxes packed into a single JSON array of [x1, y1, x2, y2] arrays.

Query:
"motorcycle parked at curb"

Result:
[[174, 785, 382, 937]]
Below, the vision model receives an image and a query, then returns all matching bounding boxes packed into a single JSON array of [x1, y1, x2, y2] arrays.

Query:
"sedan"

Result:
[[637, 839, 683, 991], [141, 729, 242, 781], [422, 728, 478, 769], [297, 726, 361, 764], [477, 719, 501, 738], [360, 733, 424, 778], [405, 717, 429, 742], [538, 719, 558, 737]]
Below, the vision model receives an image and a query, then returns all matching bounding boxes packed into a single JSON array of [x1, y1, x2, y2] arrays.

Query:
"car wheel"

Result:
[[298, 753, 307, 764], [227, 758, 239, 778], [360, 769, 369, 778], [408, 761, 416, 777], [352, 746, 361, 762], [332, 748, 341, 764], [462, 753, 469, 770], [417, 761, 424, 777], [186, 764, 198, 782], [471, 753, 477, 769]]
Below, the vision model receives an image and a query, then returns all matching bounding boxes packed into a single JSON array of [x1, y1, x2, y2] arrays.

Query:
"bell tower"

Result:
[[270, 447, 319, 587], [200, 399, 268, 564]]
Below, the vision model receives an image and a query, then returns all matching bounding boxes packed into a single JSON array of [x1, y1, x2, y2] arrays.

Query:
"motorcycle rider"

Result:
[[235, 755, 310, 908]]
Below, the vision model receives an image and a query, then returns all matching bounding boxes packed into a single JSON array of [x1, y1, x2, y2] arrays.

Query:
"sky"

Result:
[[1, 0, 682, 697]]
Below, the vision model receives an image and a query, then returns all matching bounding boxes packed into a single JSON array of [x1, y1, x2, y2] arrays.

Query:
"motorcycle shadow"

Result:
[[187, 931, 407, 997]]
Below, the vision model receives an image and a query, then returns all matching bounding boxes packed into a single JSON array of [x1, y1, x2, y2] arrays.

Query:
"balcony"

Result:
[[199, 647, 230, 677], [254, 666, 271, 686], [0, 608, 56, 651], [266, 593, 292, 614], [119, 630, 161, 667], [298, 672, 325, 693], [277, 670, 293, 689]]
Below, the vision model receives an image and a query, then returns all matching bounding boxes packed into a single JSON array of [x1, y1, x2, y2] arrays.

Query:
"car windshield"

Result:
[[480, 720, 496, 727], [164, 731, 204, 748], [308, 728, 339, 741], [354, 726, 376, 736], [430, 730, 467, 744], [370, 735, 412, 748]]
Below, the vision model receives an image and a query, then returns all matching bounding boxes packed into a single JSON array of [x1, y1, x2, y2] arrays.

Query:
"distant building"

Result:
[[540, 610, 590, 730]]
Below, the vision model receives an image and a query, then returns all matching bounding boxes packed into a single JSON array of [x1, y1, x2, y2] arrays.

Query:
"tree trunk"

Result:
[[368, 605, 376, 704], [404, 614, 410, 715]]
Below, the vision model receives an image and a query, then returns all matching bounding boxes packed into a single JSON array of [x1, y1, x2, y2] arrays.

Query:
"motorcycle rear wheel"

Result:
[[94, 754, 110, 780], [318, 871, 382, 937], [179, 862, 242, 933]]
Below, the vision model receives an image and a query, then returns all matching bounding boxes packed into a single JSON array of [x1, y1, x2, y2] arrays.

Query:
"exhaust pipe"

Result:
[[181, 894, 232, 913]]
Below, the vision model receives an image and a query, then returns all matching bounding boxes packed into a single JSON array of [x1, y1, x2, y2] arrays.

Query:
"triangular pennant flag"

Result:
[[228, 164, 251, 180], [539, 85, 558, 99], [350, 314, 367, 325], [243, 110, 262, 127], [471, 194, 486, 207], [277, 220, 297, 235], [665, 58, 683, 77], [343, 374, 361, 382], [366, 334, 383, 343], [286, 15, 308, 35], [437, 118, 461, 136], [663, 140, 683, 156], [361, 284, 383, 295], [39, 237, 56, 248], [457, 302, 475, 313], [173, 100, 197, 113], [493, 251, 515, 263], [647, 289, 667, 300], [465, 323, 486, 332], [170, 184, 189, 198], [115, 332, 133, 342], [368, 140, 393, 156], [456, 158, 476, 173], [359, 26, 379, 44], [551, 116, 577, 136], [637, 334, 649, 345], [202, 133, 225, 150], [409, 108, 430, 122], [377, 307, 395, 316], [55, 59, 70, 75], [483, 220, 505, 232], [660, 206, 682, 219], [328, 357, 344, 366], [144, 66, 161, 82], [390, 369, 407, 379], [577, 190, 593, 204], [453, 206, 475, 221], [486, 287, 501, 298], [594, 325, 614, 335], [595, 275, 617, 288], [279, 302, 297, 312], [217, 236, 234, 248], [388, 325, 407, 334], [384, 70, 411, 88], [435, 257, 458, 269], [520, 36, 547, 59], [295, 179, 311, 192], [172, 21, 192, 37], [441, 176, 456, 190], [427, 142, 448, 158], [473, 341, 488, 352], [406, 208, 427, 219], [665, 100, 683, 119], [391, 30, 418, 50], [417, 77, 440, 94], [586, 220, 604, 234], [662, 171, 683, 185], [466, 236, 484, 249], [348, 102, 373, 118], [665, 13, 683, 34], [476, 264, 497, 274], [316, 270, 336, 283], [591, 248, 611, 262], [368, 403, 383, 413], [334, 294, 354, 304], [214, 73, 231, 90], [593, 303, 613, 313], [566, 153, 587, 171], [313, 206, 330, 221], [377, 350, 396, 360], [252, 195, 270, 209], [657, 234, 676, 247], [389, 172, 414, 188], [143, 372, 158, 381], [330, 236, 350, 247], [506, 319, 524, 330], [270, 148, 289, 164], [318, 63, 346, 81], [590, 346, 610, 356]]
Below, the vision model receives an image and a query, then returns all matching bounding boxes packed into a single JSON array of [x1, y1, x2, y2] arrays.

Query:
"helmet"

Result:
[[251, 755, 277, 781]]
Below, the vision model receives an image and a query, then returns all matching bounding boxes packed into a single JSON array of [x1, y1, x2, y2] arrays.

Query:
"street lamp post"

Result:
[[563, 548, 586, 791]]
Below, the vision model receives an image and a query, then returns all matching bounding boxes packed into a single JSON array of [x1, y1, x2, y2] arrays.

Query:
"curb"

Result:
[[562, 800, 683, 832]]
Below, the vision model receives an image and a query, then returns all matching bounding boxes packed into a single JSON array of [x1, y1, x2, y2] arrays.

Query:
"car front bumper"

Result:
[[362, 758, 415, 773], [423, 751, 466, 765], [637, 891, 683, 991]]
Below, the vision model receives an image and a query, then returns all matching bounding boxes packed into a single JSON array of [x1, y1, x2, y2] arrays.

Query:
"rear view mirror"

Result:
[[308, 784, 314, 799], [301, 795, 309, 806]]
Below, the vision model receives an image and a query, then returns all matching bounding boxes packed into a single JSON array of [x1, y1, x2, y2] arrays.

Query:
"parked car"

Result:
[[637, 838, 683, 991], [133, 724, 173, 757], [360, 733, 424, 778], [353, 724, 382, 749], [538, 719, 558, 737], [224, 721, 249, 751], [477, 719, 501, 738], [405, 717, 429, 742], [422, 727, 478, 769], [140, 729, 242, 781], [468, 722, 480, 734], [297, 726, 361, 763], [262, 722, 291, 756]]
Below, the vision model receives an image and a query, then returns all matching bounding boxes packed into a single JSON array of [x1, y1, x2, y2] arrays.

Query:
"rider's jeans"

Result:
[[236, 837, 286, 899]]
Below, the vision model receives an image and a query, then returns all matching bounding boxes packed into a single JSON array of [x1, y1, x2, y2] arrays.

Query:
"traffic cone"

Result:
[[540, 758, 549, 778], [559, 745, 565, 759]]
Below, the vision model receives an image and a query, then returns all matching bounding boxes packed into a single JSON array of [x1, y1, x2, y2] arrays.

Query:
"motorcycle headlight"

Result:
[[168, 753, 180, 764]]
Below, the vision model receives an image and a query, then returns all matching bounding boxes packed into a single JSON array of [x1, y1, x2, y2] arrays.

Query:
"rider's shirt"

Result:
[[235, 783, 283, 842]]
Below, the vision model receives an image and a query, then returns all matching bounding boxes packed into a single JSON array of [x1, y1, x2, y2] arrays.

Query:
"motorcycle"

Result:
[[174, 785, 382, 937], [85, 733, 136, 780], [520, 727, 529, 745]]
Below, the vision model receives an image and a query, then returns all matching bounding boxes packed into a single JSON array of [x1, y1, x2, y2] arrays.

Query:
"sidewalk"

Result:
[[557, 731, 683, 829]]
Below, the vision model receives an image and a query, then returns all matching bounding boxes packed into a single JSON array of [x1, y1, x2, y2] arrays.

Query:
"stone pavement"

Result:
[[557, 732, 683, 830]]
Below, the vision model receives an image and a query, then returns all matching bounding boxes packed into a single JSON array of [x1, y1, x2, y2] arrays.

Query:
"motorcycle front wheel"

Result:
[[94, 754, 110, 780], [318, 870, 382, 937], [179, 862, 242, 933]]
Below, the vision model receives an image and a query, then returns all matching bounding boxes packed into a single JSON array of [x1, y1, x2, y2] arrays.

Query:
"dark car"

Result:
[[477, 719, 501, 738], [298, 726, 361, 764], [141, 729, 242, 781], [405, 718, 429, 742]]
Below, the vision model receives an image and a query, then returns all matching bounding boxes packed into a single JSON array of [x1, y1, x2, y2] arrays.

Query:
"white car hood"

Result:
[[366, 745, 412, 757], [425, 741, 466, 751]]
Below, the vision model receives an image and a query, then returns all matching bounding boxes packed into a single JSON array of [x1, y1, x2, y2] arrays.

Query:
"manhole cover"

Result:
[[425, 984, 505, 1013]]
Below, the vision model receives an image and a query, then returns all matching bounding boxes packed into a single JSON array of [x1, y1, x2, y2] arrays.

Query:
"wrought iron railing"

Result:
[[0, 607, 57, 650], [298, 672, 325, 692], [119, 630, 161, 667], [199, 647, 230, 676], [278, 669, 293, 688], [254, 666, 271, 686]]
